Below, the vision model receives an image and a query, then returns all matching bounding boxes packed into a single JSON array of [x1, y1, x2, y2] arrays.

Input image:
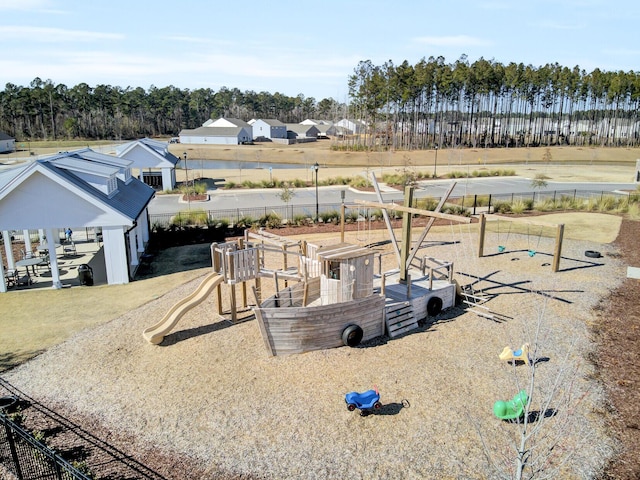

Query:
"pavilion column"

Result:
[[102, 226, 129, 284], [46, 228, 62, 289], [139, 210, 150, 245], [128, 230, 139, 266], [3, 230, 15, 270], [23, 229, 32, 256], [136, 224, 145, 254], [0, 262, 6, 293]]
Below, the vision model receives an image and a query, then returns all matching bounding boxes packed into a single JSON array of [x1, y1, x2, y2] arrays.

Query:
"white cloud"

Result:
[[0, 0, 50, 10], [413, 35, 493, 47], [534, 20, 586, 30], [0, 26, 124, 42]]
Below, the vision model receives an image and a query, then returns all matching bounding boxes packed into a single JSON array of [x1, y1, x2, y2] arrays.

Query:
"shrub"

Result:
[[493, 201, 512, 214], [415, 197, 439, 211], [627, 202, 640, 219], [350, 176, 371, 188], [345, 211, 360, 223], [442, 204, 469, 216], [236, 216, 256, 228], [474, 195, 491, 207], [510, 199, 530, 214], [293, 214, 310, 226], [320, 210, 340, 224], [534, 198, 557, 212], [213, 218, 230, 229], [172, 209, 208, 226], [259, 212, 282, 228], [447, 171, 467, 179], [194, 181, 207, 194]]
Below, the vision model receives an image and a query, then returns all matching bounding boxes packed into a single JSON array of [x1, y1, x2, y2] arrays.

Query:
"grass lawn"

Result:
[[0, 269, 207, 372]]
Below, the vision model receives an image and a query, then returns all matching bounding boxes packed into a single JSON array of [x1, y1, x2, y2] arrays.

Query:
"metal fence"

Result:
[[148, 188, 638, 228], [0, 413, 92, 480]]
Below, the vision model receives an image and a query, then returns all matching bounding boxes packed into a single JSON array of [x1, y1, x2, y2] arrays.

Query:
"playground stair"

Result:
[[459, 286, 510, 322], [385, 301, 419, 338]]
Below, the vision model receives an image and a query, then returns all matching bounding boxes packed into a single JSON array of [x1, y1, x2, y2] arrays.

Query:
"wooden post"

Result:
[[552, 224, 565, 272], [230, 284, 237, 322], [340, 203, 345, 243], [212, 243, 224, 315], [302, 281, 309, 306], [283, 245, 288, 288], [254, 243, 261, 304], [478, 213, 486, 258], [406, 274, 412, 299], [400, 186, 414, 283], [237, 238, 247, 308]]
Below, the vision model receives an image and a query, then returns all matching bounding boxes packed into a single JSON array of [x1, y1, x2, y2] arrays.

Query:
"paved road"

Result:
[[148, 177, 637, 215]]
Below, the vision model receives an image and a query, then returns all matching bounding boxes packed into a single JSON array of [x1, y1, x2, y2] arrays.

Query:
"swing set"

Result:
[[478, 214, 565, 272]]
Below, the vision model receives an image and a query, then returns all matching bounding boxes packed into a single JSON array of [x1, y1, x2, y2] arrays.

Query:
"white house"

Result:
[[335, 119, 367, 134], [204, 117, 252, 129], [314, 123, 337, 139], [115, 138, 180, 191], [180, 117, 253, 145], [0, 148, 155, 292], [180, 126, 252, 145], [0, 132, 15, 153], [285, 124, 320, 141], [300, 119, 333, 126], [252, 119, 287, 140]]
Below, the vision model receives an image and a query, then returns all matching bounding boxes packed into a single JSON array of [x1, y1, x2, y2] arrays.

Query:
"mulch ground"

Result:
[[593, 218, 640, 479], [1, 217, 639, 479]]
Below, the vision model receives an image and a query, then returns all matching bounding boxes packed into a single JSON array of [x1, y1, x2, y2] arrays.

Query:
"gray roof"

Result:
[[257, 119, 286, 127], [0, 132, 13, 141], [225, 118, 251, 128], [181, 126, 247, 137], [116, 138, 179, 166], [38, 149, 154, 220], [285, 124, 319, 134]]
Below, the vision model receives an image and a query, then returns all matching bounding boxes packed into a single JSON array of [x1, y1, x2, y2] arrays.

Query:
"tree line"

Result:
[[1, 55, 639, 149], [348, 55, 640, 149], [0, 78, 344, 141]]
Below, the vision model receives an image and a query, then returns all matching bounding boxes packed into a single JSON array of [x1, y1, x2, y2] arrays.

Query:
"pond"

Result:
[[177, 160, 308, 170]]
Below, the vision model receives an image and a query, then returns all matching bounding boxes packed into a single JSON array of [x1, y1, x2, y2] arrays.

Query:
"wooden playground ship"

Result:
[[249, 180, 471, 356], [144, 178, 480, 355]]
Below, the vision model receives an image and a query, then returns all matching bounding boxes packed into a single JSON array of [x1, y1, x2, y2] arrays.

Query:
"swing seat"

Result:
[[498, 245, 506, 252], [528, 250, 536, 257]]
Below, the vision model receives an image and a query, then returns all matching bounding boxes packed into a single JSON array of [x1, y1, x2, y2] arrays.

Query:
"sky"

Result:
[[1, 0, 638, 101]]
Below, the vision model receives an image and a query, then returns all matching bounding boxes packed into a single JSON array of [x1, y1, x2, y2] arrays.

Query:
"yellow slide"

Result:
[[143, 272, 224, 345]]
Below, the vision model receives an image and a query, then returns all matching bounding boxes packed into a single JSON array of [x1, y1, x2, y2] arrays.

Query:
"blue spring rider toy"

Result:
[[345, 386, 382, 416]]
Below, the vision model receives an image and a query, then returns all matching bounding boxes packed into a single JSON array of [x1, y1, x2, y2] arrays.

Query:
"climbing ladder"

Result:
[[458, 284, 510, 322], [384, 301, 418, 338]]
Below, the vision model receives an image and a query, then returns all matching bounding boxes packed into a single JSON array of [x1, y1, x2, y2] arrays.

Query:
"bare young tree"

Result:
[[471, 291, 610, 479]]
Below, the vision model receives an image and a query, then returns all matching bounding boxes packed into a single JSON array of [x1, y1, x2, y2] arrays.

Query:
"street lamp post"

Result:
[[313, 162, 319, 221], [183, 152, 188, 186], [433, 145, 438, 178], [184, 152, 190, 210]]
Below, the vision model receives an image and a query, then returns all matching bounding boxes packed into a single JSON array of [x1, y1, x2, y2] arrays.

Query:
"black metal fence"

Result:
[[0, 413, 92, 480], [148, 188, 638, 228]]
